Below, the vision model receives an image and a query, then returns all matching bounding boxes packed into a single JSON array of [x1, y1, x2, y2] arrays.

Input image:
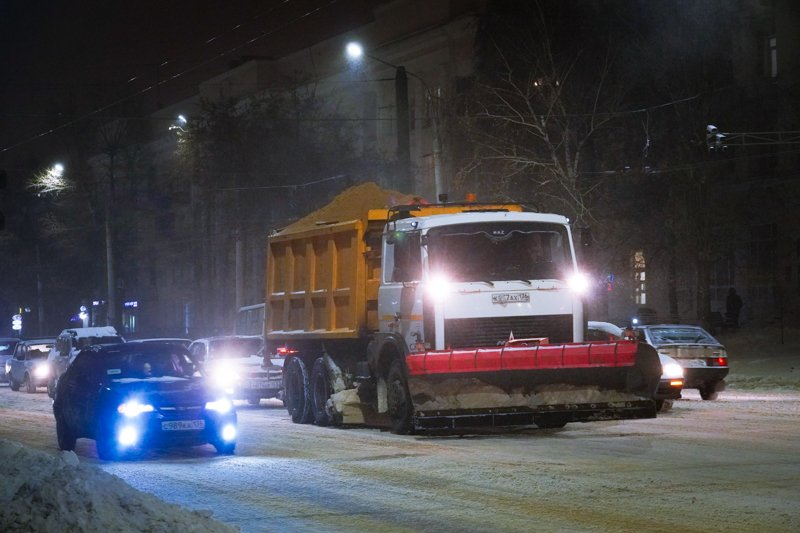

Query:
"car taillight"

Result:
[[707, 357, 727, 367], [669, 379, 684, 388]]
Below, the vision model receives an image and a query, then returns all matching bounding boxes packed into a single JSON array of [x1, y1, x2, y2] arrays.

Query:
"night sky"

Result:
[[1, 0, 381, 160]]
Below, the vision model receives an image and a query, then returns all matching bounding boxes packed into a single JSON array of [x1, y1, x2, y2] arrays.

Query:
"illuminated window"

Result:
[[633, 250, 646, 305]]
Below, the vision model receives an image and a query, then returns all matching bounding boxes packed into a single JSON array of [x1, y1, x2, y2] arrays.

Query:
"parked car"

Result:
[[6, 338, 55, 393], [0, 338, 22, 384], [53, 342, 237, 460], [188, 335, 282, 405], [635, 324, 728, 400], [587, 321, 684, 411], [47, 326, 125, 398]]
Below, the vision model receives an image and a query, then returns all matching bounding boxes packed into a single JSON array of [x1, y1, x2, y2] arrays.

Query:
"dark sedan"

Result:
[[53, 342, 237, 460]]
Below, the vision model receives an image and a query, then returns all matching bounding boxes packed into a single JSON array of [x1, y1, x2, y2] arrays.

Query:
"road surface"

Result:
[[1, 385, 798, 532]]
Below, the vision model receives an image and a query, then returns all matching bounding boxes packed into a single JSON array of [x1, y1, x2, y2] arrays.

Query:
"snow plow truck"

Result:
[[265, 183, 661, 433]]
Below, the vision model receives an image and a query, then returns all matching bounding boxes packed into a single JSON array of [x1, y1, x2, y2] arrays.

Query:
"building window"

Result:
[[767, 36, 778, 78], [632, 250, 646, 305]]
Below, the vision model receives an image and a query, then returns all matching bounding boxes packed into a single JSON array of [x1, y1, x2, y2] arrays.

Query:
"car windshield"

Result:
[[100, 348, 196, 379], [647, 327, 719, 345], [426, 222, 572, 282], [208, 338, 263, 359], [26, 344, 53, 359]]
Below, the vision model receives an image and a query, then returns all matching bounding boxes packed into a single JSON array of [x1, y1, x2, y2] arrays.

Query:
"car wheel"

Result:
[[24, 373, 36, 393], [311, 357, 334, 426], [698, 381, 719, 401], [247, 397, 261, 406], [284, 357, 312, 424], [213, 441, 236, 455], [55, 413, 76, 451], [8, 375, 20, 392], [95, 431, 118, 461], [387, 360, 413, 435]]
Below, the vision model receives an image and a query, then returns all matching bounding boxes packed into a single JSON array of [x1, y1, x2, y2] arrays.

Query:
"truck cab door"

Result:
[[378, 231, 425, 351]]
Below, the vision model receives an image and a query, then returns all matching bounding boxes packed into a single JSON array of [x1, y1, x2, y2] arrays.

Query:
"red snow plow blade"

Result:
[[404, 340, 661, 430]]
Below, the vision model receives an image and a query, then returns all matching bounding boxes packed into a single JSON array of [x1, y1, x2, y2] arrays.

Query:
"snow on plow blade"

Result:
[[404, 341, 661, 430]]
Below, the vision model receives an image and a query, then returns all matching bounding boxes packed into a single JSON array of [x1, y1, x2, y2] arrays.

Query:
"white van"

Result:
[[46, 326, 124, 397]]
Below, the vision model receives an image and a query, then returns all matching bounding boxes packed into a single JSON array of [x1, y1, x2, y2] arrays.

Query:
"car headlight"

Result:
[[117, 399, 155, 417], [205, 398, 234, 414], [661, 362, 684, 380], [34, 364, 50, 379]]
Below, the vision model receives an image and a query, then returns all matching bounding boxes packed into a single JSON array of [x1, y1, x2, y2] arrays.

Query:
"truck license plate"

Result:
[[492, 293, 530, 304], [162, 420, 205, 431]]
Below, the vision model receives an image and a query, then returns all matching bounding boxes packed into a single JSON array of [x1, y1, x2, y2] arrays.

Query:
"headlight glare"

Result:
[[117, 425, 139, 447], [117, 400, 155, 417], [221, 423, 237, 442], [661, 362, 684, 380], [568, 272, 590, 294], [34, 364, 50, 379], [205, 398, 233, 414]]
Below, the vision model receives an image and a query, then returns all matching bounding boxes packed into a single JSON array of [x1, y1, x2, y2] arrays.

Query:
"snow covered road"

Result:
[[1, 385, 799, 532]]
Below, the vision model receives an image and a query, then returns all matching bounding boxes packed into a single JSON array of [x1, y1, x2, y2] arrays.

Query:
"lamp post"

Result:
[[346, 42, 443, 198]]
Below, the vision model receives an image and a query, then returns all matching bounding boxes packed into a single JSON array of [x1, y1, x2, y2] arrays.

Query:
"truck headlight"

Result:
[[567, 272, 590, 295], [426, 273, 451, 301], [209, 362, 240, 388], [117, 399, 155, 417]]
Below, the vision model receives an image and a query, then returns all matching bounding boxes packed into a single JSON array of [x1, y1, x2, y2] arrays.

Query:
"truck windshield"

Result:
[[426, 222, 572, 282]]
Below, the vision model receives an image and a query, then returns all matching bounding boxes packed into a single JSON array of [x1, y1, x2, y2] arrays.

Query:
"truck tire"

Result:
[[387, 360, 413, 434], [284, 357, 313, 424], [9, 376, 20, 392], [311, 357, 334, 426]]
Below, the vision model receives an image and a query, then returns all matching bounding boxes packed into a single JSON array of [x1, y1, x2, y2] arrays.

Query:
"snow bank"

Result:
[[0, 439, 236, 532]]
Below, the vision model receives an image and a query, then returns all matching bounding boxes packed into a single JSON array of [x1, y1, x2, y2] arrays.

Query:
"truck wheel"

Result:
[[698, 381, 719, 401], [284, 357, 312, 424], [311, 357, 334, 426], [387, 360, 413, 434], [9, 376, 20, 392], [24, 373, 36, 393], [534, 414, 568, 429]]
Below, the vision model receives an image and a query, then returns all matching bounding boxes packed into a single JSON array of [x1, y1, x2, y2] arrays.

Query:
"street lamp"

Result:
[[345, 41, 443, 199]]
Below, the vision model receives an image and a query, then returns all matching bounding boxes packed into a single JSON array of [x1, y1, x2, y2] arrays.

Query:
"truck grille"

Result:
[[444, 315, 573, 348]]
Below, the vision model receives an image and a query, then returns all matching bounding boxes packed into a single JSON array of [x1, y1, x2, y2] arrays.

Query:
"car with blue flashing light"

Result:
[[53, 342, 237, 460], [587, 321, 684, 411], [188, 335, 282, 406], [6, 338, 55, 393]]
